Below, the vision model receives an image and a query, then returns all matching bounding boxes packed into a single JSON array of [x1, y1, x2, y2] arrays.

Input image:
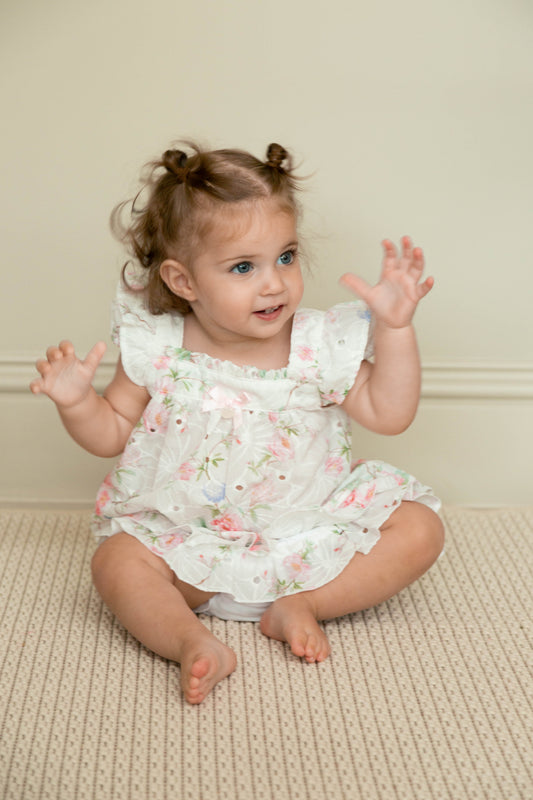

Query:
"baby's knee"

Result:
[[91, 537, 116, 590], [408, 503, 445, 566], [91, 531, 172, 592], [90, 533, 134, 589]]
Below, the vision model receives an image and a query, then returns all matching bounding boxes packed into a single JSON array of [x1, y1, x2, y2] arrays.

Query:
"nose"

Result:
[[260, 264, 285, 296]]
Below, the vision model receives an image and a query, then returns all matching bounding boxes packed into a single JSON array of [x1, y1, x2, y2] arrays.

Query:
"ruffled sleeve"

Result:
[[111, 280, 184, 393], [318, 301, 373, 404], [291, 301, 373, 406]]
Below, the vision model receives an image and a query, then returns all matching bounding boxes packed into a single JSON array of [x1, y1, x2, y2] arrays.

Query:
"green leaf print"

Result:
[[300, 541, 315, 560], [248, 453, 273, 475], [248, 504, 272, 523], [273, 578, 305, 596], [284, 426, 299, 437], [114, 467, 136, 485]]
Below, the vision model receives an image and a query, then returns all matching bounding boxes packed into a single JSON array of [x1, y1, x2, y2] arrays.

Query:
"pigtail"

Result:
[[265, 143, 290, 170], [263, 143, 301, 195], [161, 144, 221, 195], [162, 149, 189, 181]]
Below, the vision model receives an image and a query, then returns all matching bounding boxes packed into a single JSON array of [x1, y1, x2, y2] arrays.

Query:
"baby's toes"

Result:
[[307, 630, 331, 663], [303, 634, 320, 663], [315, 635, 331, 663], [302, 630, 331, 663], [288, 631, 308, 659]]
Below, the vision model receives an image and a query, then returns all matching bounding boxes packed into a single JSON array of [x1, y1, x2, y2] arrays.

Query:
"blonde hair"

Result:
[[111, 142, 302, 314]]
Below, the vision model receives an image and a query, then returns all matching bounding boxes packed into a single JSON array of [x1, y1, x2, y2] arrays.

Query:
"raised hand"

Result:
[[340, 237, 434, 329], [30, 340, 107, 409]]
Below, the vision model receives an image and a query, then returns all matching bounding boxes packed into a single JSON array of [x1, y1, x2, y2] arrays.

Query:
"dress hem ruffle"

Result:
[[93, 487, 440, 603]]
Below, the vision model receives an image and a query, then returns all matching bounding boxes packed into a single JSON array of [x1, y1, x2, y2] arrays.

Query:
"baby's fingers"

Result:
[[58, 340, 75, 356], [30, 352, 59, 394], [382, 239, 399, 269], [400, 236, 414, 261], [417, 275, 434, 298], [82, 341, 107, 373], [339, 273, 372, 303], [33, 356, 55, 381], [399, 237, 425, 276], [45, 345, 63, 362], [29, 368, 47, 394], [30, 341, 77, 393], [34, 357, 49, 375], [409, 245, 425, 275]]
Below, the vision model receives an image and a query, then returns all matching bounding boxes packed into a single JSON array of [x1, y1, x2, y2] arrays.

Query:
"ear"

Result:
[[160, 259, 197, 302]]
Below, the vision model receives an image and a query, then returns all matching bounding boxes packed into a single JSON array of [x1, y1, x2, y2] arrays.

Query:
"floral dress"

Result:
[[93, 282, 440, 603]]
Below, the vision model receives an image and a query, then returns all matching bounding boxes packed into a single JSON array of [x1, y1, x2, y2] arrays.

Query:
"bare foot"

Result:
[[260, 594, 331, 663], [178, 626, 237, 704]]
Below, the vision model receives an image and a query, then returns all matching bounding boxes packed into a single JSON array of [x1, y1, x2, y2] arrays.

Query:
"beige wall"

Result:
[[1, 0, 532, 506]]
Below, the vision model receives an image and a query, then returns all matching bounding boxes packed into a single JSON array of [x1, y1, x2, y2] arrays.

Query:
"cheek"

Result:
[[218, 285, 252, 312]]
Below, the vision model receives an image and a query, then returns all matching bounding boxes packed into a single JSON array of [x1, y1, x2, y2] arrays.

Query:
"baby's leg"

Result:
[[91, 533, 236, 704], [260, 501, 444, 662]]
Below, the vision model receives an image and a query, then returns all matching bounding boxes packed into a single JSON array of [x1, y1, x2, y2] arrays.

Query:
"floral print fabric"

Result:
[[93, 282, 440, 602]]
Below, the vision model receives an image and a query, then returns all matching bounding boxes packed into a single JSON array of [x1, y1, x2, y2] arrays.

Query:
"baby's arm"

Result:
[[340, 237, 433, 435], [30, 340, 150, 457]]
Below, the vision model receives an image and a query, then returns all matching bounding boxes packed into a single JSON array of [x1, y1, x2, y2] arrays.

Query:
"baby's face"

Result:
[[185, 198, 304, 347]]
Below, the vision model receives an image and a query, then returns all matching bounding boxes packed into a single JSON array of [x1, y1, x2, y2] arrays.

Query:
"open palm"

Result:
[[30, 340, 106, 409], [341, 237, 434, 329]]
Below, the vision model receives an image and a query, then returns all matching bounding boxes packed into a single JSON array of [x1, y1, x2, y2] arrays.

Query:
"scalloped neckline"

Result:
[[169, 309, 306, 378]]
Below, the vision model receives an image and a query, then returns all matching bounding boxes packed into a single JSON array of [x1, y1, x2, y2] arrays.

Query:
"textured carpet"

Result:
[[0, 508, 531, 800]]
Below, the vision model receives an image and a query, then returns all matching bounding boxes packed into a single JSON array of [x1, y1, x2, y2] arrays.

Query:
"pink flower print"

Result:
[[247, 532, 267, 553], [296, 345, 315, 361], [325, 456, 345, 476], [142, 403, 169, 433], [268, 412, 279, 424], [123, 266, 147, 290], [211, 511, 244, 533], [121, 445, 142, 467], [101, 472, 114, 488], [158, 377, 175, 398], [250, 478, 277, 505], [267, 434, 294, 462], [340, 484, 376, 509], [95, 488, 110, 516], [393, 471, 409, 487], [159, 531, 185, 550], [322, 389, 345, 405], [283, 552, 311, 581], [177, 461, 195, 481], [291, 313, 308, 330], [153, 355, 171, 370], [299, 366, 320, 382], [325, 309, 340, 323]]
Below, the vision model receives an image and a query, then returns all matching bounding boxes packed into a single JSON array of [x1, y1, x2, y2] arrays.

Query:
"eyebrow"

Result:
[[218, 240, 299, 265]]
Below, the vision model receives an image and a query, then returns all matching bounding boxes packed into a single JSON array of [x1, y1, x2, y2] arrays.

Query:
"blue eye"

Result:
[[278, 250, 295, 266], [231, 261, 253, 274]]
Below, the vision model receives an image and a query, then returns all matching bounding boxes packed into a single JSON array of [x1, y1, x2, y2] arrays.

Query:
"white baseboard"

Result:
[[421, 362, 533, 399]]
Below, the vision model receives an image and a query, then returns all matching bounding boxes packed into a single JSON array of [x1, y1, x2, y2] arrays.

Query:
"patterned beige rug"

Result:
[[0, 508, 531, 800]]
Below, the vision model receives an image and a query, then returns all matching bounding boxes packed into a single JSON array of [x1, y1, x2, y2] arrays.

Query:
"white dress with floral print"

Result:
[[93, 283, 440, 603]]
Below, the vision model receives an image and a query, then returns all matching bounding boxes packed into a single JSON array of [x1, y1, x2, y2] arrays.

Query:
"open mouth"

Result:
[[253, 305, 283, 320]]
